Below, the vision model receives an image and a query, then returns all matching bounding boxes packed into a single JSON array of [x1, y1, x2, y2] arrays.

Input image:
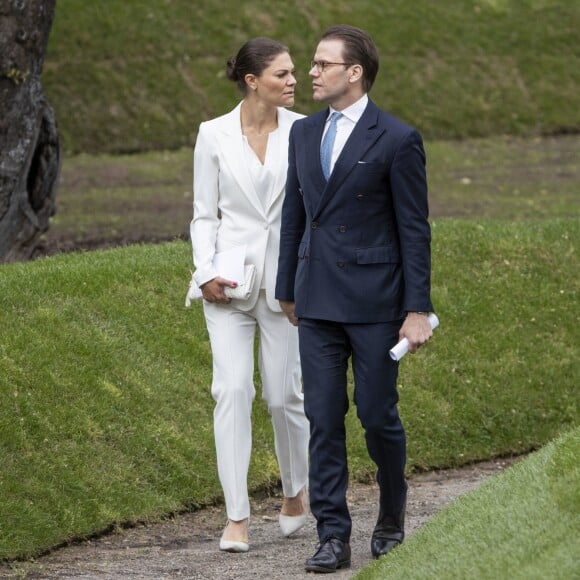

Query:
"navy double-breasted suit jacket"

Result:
[[276, 99, 433, 323]]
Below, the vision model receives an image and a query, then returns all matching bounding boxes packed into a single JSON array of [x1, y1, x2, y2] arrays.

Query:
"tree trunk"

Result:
[[0, 0, 59, 263]]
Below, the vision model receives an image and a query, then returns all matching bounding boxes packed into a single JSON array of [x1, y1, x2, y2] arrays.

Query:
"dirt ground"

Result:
[[2, 457, 520, 579]]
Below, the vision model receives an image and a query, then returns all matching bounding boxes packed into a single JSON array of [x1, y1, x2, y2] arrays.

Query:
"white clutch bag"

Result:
[[224, 264, 256, 300], [185, 264, 256, 307]]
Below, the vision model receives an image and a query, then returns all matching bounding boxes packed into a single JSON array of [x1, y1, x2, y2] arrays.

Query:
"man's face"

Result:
[[309, 39, 354, 108]]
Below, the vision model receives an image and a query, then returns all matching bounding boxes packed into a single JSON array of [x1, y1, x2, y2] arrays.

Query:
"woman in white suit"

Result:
[[190, 38, 309, 552]]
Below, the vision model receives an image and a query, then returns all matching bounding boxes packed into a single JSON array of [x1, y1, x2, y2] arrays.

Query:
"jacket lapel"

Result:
[[302, 110, 328, 217], [313, 101, 385, 219], [215, 102, 266, 217], [266, 108, 293, 213]]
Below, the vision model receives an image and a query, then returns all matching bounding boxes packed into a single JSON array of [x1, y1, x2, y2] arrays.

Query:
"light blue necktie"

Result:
[[320, 112, 342, 180]]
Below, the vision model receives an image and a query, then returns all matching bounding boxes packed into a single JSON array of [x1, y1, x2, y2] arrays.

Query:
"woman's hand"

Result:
[[201, 277, 238, 304]]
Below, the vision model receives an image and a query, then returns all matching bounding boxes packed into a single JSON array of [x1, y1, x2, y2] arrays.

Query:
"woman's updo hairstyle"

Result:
[[226, 37, 289, 94]]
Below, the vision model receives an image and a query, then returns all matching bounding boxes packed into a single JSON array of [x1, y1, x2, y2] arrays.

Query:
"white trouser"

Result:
[[203, 291, 309, 521]]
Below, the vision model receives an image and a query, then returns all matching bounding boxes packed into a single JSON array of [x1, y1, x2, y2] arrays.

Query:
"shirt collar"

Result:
[[328, 94, 368, 124]]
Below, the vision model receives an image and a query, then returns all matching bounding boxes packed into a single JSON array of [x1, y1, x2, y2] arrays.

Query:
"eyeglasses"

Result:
[[310, 60, 353, 73]]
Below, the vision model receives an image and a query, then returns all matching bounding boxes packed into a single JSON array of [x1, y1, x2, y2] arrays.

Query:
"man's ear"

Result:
[[349, 64, 363, 84]]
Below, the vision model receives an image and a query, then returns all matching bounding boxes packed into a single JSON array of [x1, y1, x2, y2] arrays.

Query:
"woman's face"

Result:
[[249, 52, 297, 107]]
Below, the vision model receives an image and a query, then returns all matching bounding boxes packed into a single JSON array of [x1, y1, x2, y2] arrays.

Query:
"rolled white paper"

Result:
[[389, 313, 439, 361]]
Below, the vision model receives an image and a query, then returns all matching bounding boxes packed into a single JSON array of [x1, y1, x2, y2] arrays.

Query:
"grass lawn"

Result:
[[1, 217, 577, 560], [44, 1, 579, 153], [357, 426, 580, 580]]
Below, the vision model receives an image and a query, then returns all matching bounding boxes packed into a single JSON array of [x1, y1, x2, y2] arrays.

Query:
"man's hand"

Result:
[[200, 276, 238, 304], [279, 300, 298, 326], [399, 312, 433, 354]]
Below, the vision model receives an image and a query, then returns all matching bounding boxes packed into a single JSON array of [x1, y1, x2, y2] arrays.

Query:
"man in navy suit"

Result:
[[276, 25, 434, 573]]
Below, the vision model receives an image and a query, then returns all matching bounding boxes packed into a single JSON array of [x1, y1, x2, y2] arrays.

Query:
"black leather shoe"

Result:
[[370, 506, 405, 559], [305, 538, 351, 573]]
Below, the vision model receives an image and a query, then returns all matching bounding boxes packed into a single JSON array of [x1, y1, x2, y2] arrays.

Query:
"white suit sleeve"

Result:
[[190, 122, 220, 288]]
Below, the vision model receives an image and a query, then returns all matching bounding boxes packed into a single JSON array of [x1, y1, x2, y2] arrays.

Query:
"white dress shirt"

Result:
[[242, 128, 280, 288], [242, 128, 279, 211]]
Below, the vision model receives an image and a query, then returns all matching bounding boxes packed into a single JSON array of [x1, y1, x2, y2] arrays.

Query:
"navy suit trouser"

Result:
[[298, 317, 407, 543]]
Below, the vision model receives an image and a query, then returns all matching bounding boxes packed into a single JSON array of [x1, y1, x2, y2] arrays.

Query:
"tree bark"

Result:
[[0, 0, 60, 263]]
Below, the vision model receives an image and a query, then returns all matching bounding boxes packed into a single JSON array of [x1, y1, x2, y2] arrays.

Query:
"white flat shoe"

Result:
[[279, 512, 309, 537]]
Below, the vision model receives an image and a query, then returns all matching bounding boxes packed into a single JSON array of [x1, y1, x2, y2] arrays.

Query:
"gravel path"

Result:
[[2, 458, 518, 579]]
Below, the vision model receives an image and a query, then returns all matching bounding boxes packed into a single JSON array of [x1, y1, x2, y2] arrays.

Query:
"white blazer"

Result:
[[190, 102, 304, 312]]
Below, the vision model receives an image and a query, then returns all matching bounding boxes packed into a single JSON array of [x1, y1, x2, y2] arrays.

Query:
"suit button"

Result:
[[337, 261, 345, 268], [311, 222, 318, 229], [338, 225, 347, 233], [356, 193, 364, 200]]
